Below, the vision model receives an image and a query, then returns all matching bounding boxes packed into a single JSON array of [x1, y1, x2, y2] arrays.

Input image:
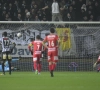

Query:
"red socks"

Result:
[[49, 64, 52, 71], [34, 62, 42, 73], [49, 64, 56, 71], [34, 62, 37, 70], [52, 64, 56, 70], [38, 64, 41, 73]]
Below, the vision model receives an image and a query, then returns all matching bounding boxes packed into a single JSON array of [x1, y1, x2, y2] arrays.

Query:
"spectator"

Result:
[[60, 0, 67, 20], [5, 14, 10, 21], [51, 0, 62, 21], [37, 9, 43, 21], [89, 14, 94, 21], [34, 4, 39, 14], [13, 0, 20, 17], [71, 0, 77, 12], [30, 0, 36, 9], [24, 12, 32, 21], [8, 3, 13, 19], [83, 15, 88, 21], [76, 0, 85, 21], [42, 16, 47, 21], [81, 4, 87, 11], [42, 0, 52, 21], [68, 6, 76, 21], [87, 10, 92, 18], [34, 15, 40, 21], [80, 9, 87, 21], [0, 0, 100, 21], [21, 0, 27, 19], [64, 13, 73, 21], [30, 8, 36, 20], [94, 1, 100, 21], [1, 10, 7, 21], [15, 13, 23, 21], [25, 9, 29, 15]]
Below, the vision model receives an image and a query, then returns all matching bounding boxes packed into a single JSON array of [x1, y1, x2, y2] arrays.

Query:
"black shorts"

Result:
[[1, 51, 12, 61]]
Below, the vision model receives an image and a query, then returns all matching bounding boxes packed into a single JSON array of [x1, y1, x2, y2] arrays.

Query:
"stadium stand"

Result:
[[0, 0, 100, 21]]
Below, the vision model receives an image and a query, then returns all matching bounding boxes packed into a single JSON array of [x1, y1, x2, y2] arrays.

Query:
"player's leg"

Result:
[[7, 51, 12, 75], [48, 61, 54, 77], [1, 52, 6, 75], [33, 55, 38, 74], [48, 52, 54, 77], [52, 50, 58, 71], [37, 61, 42, 74], [50, 51, 58, 77], [37, 55, 42, 74], [48, 52, 52, 70]]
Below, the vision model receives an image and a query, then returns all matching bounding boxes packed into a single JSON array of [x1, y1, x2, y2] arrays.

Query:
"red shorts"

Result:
[[33, 54, 42, 62], [47, 50, 58, 62]]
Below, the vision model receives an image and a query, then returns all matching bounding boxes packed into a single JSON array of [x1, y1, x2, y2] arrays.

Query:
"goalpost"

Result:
[[0, 21, 100, 72]]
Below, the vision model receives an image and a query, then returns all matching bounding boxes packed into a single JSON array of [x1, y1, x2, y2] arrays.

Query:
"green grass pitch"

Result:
[[0, 71, 100, 90]]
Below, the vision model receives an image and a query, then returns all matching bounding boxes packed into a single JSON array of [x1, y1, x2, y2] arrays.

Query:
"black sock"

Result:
[[50, 70, 54, 77], [2, 63, 5, 74], [8, 61, 11, 75]]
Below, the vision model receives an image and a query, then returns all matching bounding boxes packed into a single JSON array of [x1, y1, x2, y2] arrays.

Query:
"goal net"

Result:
[[0, 21, 100, 72]]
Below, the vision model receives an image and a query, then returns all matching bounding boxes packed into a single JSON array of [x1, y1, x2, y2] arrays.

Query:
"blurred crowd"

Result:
[[0, 0, 100, 21]]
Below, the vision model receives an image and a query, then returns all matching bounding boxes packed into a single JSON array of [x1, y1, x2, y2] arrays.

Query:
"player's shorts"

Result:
[[1, 51, 12, 61], [33, 53, 42, 63], [47, 50, 58, 62]]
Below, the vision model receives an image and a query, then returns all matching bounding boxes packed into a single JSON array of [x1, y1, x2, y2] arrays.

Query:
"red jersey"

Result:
[[30, 40, 43, 54], [43, 34, 59, 51]]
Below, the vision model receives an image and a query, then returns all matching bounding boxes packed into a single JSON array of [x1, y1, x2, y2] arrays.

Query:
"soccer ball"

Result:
[[17, 33, 22, 37]]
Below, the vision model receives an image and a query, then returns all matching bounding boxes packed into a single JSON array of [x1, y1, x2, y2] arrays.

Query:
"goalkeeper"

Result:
[[93, 55, 100, 72]]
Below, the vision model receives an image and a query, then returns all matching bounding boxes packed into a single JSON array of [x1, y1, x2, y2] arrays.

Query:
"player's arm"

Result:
[[28, 42, 33, 55], [42, 38, 48, 49], [58, 38, 60, 47], [42, 42, 48, 49], [56, 36, 60, 48], [10, 41, 16, 53]]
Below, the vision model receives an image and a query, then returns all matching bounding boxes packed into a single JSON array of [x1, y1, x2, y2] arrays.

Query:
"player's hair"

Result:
[[36, 35, 41, 39], [2, 32, 7, 37], [50, 27, 55, 33]]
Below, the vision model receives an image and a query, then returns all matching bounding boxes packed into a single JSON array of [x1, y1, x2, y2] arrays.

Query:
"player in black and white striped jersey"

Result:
[[0, 32, 16, 75]]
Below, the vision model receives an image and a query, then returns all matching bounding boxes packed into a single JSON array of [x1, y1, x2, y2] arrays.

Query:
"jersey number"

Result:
[[37, 45, 40, 50], [3, 40, 10, 47], [48, 41, 54, 47]]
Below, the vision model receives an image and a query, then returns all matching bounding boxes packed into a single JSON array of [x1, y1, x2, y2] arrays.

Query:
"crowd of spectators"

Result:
[[0, 0, 100, 21]]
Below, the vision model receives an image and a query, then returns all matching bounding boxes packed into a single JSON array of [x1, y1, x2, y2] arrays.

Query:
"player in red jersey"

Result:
[[93, 55, 100, 72], [43, 27, 60, 77], [28, 35, 44, 74]]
